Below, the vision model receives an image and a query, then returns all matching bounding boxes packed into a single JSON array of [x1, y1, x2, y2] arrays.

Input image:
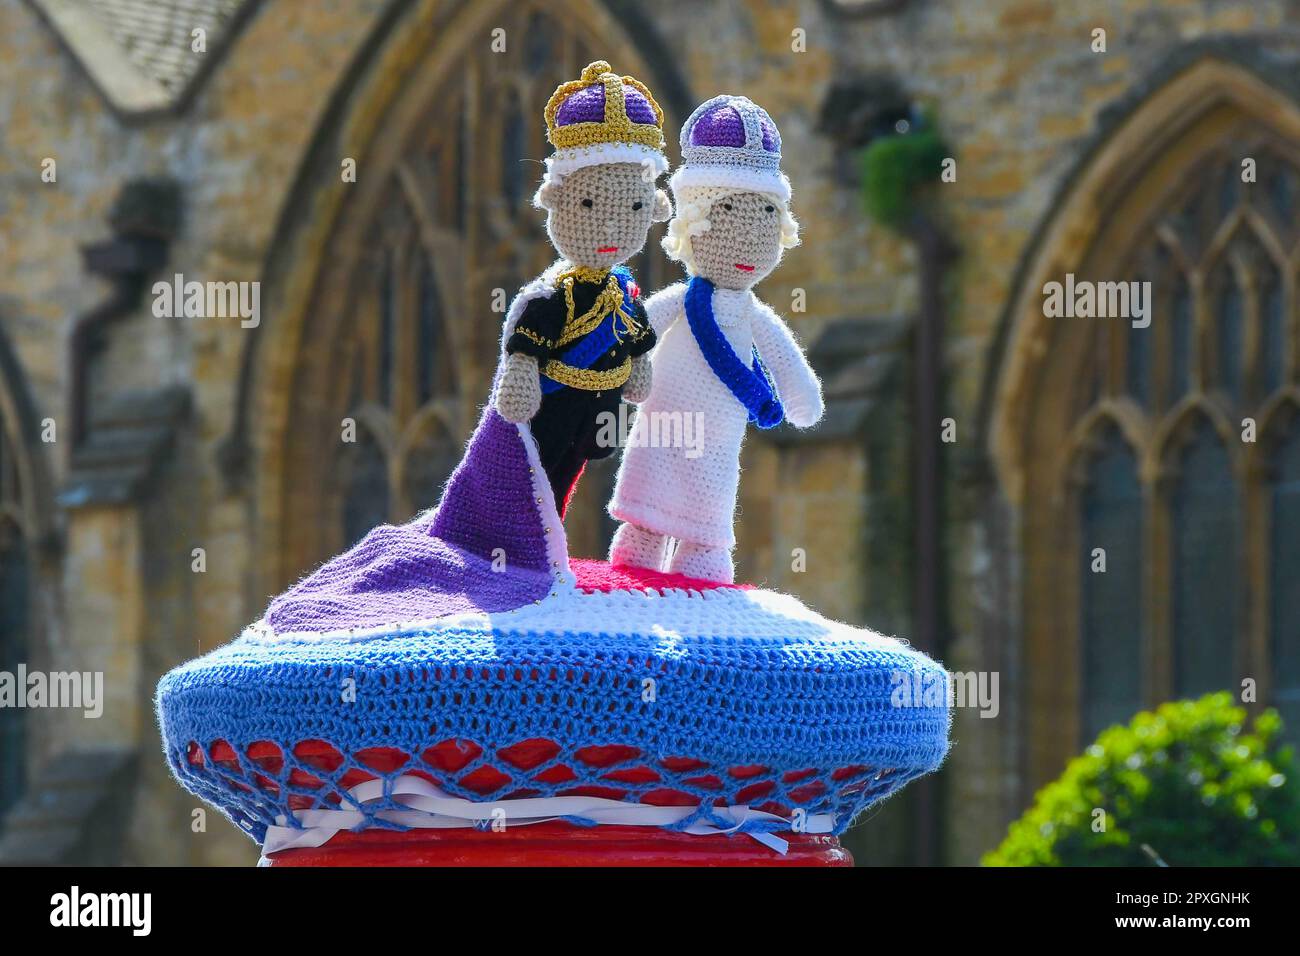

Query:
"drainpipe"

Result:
[[909, 209, 957, 866], [69, 179, 180, 448]]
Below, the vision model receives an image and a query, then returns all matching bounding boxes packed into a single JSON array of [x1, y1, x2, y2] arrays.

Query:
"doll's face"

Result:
[[541, 163, 667, 270], [691, 192, 785, 290]]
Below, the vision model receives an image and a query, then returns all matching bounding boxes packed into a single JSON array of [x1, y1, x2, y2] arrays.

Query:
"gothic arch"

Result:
[[1150, 396, 1237, 474], [984, 50, 1300, 785], [1253, 389, 1300, 469], [1060, 403, 1147, 490], [0, 317, 57, 818], [0, 325, 56, 545], [230, 0, 691, 589], [988, 53, 1300, 503]]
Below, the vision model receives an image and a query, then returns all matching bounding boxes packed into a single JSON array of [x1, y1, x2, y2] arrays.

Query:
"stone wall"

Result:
[[0, 0, 395, 865], [1, 0, 1294, 864]]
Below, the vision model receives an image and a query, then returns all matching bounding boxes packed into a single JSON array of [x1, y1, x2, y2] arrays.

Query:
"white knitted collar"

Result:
[[710, 287, 753, 327]]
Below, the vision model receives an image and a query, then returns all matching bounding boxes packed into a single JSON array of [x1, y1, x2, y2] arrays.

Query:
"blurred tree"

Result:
[[985, 693, 1300, 866]]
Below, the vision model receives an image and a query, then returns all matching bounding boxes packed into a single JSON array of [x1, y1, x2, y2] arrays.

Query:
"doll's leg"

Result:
[[609, 522, 670, 571], [547, 445, 587, 517], [531, 390, 590, 516], [667, 539, 735, 584]]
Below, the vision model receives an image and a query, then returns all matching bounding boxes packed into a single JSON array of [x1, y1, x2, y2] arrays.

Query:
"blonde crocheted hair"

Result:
[[662, 186, 799, 273]]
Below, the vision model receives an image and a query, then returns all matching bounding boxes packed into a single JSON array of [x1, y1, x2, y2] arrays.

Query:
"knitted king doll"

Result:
[[493, 60, 671, 515], [609, 95, 824, 583]]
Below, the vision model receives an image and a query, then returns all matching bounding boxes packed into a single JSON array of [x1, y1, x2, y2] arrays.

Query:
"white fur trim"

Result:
[[670, 164, 791, 203], [546, 142, 669, 180], [517, 417, 576, 586], [500, 263, 568, 347]]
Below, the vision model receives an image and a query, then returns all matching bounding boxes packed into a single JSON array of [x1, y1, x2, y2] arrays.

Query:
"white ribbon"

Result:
[[260, 774, 834, 860]]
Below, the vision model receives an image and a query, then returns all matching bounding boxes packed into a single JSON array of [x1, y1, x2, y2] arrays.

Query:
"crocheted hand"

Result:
[[783, 387, 825, 429], [750, 303, 824, 430], [622, 355, 653, 404], [495, 353, 542, 423]]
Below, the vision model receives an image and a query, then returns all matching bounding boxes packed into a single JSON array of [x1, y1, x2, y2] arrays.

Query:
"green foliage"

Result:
[[985, 693, 1300, 866], [859, 123, 948, 232]]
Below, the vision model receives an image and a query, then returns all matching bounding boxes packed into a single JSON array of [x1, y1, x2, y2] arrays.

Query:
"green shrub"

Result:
[[859, 122, 948, 232], [984, 693, 1300, 866]]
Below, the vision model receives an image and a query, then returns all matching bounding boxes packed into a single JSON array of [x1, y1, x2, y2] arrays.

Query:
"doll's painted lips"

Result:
[[734, 263, 755, 272], [597, 246, 618, 253]]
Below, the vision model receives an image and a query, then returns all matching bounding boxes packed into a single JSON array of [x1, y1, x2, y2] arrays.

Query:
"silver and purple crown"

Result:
[[670, 94, 790, 201]]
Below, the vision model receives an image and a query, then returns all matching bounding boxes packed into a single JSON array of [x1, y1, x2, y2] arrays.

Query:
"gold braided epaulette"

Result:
[[555, 270, 629, 348], [512, 327, 555, 350]]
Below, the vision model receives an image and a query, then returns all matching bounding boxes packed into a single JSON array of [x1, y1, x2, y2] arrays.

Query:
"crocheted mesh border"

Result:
[[167, 736, 935, 844]]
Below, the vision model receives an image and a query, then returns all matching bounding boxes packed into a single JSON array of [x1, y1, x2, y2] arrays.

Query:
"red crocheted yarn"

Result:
[[187, 738, 878, 819], [571, 558, 751, 593]]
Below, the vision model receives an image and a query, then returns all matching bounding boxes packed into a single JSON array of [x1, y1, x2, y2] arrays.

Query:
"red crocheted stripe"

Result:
[[571, 558, 751, 593], [188, 738, 875, 818]]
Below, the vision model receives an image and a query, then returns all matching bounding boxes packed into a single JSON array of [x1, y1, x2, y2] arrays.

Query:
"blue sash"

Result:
[[684, 276, 784, 428], [540, 267, 637, 395]]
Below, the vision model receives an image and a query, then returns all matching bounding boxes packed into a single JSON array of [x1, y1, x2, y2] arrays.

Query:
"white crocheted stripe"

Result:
[[517, 417, 575, 586], [670, 164, 791, 202], [546, 142, 668, 179], [259, 774, 837, 858], [241, 579, 919, 659]]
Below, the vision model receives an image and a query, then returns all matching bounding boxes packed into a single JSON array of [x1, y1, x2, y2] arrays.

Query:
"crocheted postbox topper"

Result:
[[156, 407, 951, 858], [544, 60, 668, 181], [670, 94, 791, 202], [156, 71, 949, 860]]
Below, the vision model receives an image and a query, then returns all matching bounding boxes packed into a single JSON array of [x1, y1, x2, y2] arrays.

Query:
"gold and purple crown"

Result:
[[543, 60, 667, 179]]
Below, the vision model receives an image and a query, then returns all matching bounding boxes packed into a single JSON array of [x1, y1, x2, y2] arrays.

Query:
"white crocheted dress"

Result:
[[609, 282, 822, 549]]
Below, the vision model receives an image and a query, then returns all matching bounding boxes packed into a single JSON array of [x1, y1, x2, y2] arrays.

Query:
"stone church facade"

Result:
[[1, 0, 1297, 865]]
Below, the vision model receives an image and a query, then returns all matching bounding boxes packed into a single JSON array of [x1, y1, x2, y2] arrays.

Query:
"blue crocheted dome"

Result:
[[157, 580, 949, 844]]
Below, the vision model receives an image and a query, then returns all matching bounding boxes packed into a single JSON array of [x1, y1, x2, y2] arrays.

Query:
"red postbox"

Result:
[[263, 825, 851, 867]]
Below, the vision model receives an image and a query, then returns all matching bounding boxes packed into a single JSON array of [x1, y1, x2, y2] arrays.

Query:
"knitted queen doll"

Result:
[[608, 95, 824, 583], [493, 60, 671, 515]]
